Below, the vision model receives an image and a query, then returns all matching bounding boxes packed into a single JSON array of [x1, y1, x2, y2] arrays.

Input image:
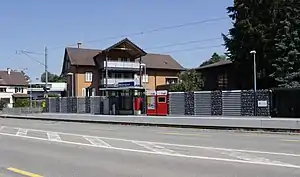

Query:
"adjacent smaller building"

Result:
[[0, 68, 29, 108], [196, 60, 238, 91], [27, 82, 67, 99]]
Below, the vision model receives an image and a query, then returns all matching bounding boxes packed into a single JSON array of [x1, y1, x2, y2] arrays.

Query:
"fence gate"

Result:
[[222, 90, 241, 116]]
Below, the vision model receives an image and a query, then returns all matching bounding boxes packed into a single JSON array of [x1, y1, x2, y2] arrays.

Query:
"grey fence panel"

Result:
[[194, 91, 212, 116], [184, 92, 195, 115], [60, 97, 68, 113], [48, 98, 57, 113], [77, 97, 86, 113], [211, 91, 222, 115], [90, 96, 101, 114], [256, 90, 270, 116], [168, 92, 185, 115], [222, 90, 241, 116]]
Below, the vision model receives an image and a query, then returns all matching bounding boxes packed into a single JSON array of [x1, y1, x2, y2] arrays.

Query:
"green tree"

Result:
[[223, 0, 300, 89], [200, 53, 226, 67], [14, 99, 29, 107], [41, 72, 66, 82], [169, 70, 203, 92]]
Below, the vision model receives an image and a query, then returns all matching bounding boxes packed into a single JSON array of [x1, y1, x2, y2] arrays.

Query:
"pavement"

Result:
[[0, 118, 300, 177]]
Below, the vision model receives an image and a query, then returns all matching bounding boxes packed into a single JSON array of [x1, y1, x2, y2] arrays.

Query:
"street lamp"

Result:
[[67, 73, 74, 97], [250, 50, 257, 116]]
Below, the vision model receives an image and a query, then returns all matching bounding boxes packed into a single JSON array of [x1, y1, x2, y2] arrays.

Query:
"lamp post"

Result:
[[27, 79, 32, 108], [250, 50, 257, 116], [67, 73, 74, 97]]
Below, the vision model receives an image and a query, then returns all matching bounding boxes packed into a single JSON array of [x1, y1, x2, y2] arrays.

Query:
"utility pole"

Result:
[[44, 46, 48, 98]]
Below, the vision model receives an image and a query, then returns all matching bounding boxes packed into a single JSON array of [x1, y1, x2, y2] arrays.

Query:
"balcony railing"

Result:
[[100, 78, 140, 86], [103, 61, 141, 69]]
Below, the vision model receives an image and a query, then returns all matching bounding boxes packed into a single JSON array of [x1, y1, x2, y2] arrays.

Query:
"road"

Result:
[[0, 118, 299, 177]]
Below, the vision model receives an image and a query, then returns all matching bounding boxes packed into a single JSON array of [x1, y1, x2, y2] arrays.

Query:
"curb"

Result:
[[1, 115, 299, 134]]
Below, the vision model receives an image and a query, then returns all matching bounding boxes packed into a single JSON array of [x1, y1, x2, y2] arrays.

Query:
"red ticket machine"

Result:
[[146, 90, 156, 116], [156, 90, 168, 116]]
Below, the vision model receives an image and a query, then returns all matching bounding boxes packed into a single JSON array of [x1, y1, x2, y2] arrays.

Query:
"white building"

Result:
[[0, 68, 29, 108], [27, 82, 67, 99]]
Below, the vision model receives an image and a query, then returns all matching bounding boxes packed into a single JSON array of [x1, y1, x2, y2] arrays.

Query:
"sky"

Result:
[[0, 0, 233, 80]]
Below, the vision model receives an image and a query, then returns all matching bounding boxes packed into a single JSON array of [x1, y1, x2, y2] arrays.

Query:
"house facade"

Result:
[[61, 38, 185, 97], [0, 68, 29, 108]]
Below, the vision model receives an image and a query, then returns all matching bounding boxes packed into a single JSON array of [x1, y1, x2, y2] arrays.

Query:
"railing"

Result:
[[104, 61, 141, 69], [100, 78, 139, 85]]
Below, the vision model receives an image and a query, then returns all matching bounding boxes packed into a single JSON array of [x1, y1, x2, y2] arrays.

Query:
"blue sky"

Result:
[[0, 0, 233, 80]]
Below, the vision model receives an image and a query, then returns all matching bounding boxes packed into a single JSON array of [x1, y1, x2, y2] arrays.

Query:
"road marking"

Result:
[[47, 132, 61, 141], [16, 128, 27, 136], [132, 141, 178, 154], [282, 139, 300, 142], [2, 125, 300, 158], [84, 136, 111, 147], [6, 167, 43, 177], [0, 126, 3, 132], [212, 150, 291, 167], [1, 132, 300, 169], [160, 132, 210, 137]]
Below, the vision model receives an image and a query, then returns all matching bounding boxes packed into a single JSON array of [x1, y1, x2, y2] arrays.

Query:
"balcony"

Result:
[[101, 61, 142, 70], [100, 78, 139, 86]]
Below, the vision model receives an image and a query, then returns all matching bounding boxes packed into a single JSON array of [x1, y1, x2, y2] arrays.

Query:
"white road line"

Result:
[[132, 141, 178, 155], [84, 136, 111, 147], [0, 132, 300, 169], [212, 150, 291, 167], [0, 126, 3, 132], [2, 126, 300, 158], [47, 132, 61, 141], [16, 128, 27, 136]]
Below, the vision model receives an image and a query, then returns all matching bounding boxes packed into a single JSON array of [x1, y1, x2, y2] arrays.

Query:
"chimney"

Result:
[[77, 42, 82, 48], [7, 68, 11, 75]]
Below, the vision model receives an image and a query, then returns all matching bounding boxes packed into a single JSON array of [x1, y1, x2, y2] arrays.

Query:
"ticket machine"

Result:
[[146, 90, 168, 116]]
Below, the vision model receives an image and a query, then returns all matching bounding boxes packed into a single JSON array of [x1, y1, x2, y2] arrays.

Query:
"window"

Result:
[[157, 96, 166, 103], [15, 87, 24, 93], [165, 78, 178, 85], [85, 72, 93, 82], [82, 88, 86, 97], [0, 88, 6, 92], [218, 73, 228, 89]]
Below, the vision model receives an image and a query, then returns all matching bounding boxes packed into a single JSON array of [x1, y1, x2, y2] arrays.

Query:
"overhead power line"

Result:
[[163, 45, 224, 54], [49, 16, 227, 50], [144, 37, 222, 50]]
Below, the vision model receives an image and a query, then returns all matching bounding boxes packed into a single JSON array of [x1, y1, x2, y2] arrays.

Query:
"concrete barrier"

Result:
[[0, 113, 299, 131]]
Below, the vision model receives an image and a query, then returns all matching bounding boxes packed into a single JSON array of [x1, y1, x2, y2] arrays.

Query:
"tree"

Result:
[[270, 0, 300, 88], [40, 72, 66, 82], [223, 0, 300, 89], [169, 69, 203, 92], [200, 53, 226, 67]]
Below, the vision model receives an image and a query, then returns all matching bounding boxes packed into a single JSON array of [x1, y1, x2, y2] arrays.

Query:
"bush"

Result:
[[14, 98, 29, 107]]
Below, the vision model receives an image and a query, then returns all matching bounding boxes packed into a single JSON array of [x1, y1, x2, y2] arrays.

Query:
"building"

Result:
[[195, 60, 238, 91], [27, 82, 67, 99], [0, 68, 29, 108], [61, 38, 185, 97]]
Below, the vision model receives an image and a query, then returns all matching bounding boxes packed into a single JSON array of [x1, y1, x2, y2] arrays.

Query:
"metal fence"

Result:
[[36, 89, 271, 117], [2, 107, 43, 115], [168, 90, 270, 117]]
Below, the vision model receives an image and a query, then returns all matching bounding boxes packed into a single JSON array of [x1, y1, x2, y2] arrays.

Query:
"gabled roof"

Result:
[[103, 38, 147, 58], [64, 48, 185, 70], [138, 53, 185, 70], [0, 70, 28, 86], [66, 47, 101, 66], [196, 60, 232, 70]]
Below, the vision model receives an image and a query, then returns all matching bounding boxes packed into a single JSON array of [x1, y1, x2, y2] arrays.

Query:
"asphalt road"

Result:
[[0, 118, 299, 177]]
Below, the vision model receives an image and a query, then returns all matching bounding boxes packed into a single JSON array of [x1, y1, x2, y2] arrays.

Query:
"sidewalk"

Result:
[[1, 113, 299, 131]]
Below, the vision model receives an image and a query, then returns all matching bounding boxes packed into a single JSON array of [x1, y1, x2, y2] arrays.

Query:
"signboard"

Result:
[[156, 90, 168, 95], [147, 96, 156, 110], [118, 81, 134, 87], [258, 100, 268, 107]]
